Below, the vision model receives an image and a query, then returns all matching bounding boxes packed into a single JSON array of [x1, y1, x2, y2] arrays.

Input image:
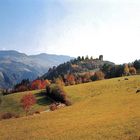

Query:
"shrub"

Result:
[[0, 112, 19, 120], [49, 103, 57, 111], [46, 84, 71, 106], [46, 84, 66, 103], [34, 111, 40, 114], [20, 93, 36, 115], [129, 67, 136, 75], [91, 71, 105, 81], [123, 64, 130, 76], [65, 99, 72, 106]]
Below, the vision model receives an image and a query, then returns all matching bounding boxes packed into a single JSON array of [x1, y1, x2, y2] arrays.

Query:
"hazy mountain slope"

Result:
[[0, 50, 73, 88], [30, 53, 74, 67]]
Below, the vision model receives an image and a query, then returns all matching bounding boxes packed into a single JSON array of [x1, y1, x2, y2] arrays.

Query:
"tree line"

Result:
[[1, 58, 140, 95]]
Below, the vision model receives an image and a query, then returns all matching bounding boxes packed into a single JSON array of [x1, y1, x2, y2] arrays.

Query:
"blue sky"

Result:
[[0, 0, 140, 63]]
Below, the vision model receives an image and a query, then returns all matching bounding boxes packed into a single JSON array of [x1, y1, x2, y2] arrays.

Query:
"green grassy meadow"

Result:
[[0, 75, 140, 140], [0, 89, 52, 116]]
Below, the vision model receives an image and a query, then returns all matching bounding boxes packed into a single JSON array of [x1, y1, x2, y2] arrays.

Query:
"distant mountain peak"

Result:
[[0, 50, 73, 88], [0, 50, 27, 57]]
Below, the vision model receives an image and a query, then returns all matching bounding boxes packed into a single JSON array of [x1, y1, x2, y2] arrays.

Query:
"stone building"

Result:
[[99, 55, 103, 61]]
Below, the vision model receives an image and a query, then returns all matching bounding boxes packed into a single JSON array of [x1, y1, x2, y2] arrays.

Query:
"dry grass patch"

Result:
[[0, 75, 140, 140]]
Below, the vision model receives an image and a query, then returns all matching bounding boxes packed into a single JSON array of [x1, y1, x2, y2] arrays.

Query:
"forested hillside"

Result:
[[42, 55, 114, 82]]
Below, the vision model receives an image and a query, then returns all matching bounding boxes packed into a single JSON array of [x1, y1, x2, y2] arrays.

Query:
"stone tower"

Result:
[[99, 55, 103, 61]]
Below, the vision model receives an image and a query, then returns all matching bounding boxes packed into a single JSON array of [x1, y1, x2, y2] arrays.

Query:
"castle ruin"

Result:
[[99, 55, 103, 61]]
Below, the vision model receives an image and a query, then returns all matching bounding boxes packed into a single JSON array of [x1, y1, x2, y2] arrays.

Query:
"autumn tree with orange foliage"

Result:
[[31, 80, 42, 90], [66, 74, 75, 85], [129, 67, 136, 75], [20, 93, 36, 115], [31, 80, 50, 90]]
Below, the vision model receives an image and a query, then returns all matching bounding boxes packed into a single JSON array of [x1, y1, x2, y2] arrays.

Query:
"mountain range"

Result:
[[0, 50, 73, 88]]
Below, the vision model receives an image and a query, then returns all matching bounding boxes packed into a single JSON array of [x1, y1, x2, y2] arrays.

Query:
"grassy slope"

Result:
[[0, 75, 140, 140], [0, 90, 52, 116]]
